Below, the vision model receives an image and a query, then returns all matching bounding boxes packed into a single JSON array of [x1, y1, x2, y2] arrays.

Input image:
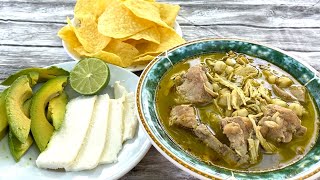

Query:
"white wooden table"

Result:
[[1, 0, 320, 179]]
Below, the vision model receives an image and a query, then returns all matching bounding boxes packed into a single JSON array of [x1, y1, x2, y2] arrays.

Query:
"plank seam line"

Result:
[[1, 19, 320, 30], [0, 44, 63, 48], [0, 44, 319, 53], [1, 43, 320, 53], [179, 23, 320, 29], [0, 19, 66, 25]]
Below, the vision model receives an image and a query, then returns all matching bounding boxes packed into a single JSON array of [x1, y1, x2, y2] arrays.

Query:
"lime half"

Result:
[[70, 58, 110, 95]]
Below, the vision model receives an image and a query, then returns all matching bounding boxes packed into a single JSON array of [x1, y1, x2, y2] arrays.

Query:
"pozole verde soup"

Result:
[[156, 51, 318, 171]]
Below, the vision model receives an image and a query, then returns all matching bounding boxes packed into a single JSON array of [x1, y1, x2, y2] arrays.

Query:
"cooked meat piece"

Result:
[[223, 123, 247, 157], [259, 105, 307, 143], [221, 116, 253, 140], [221, 117, 252, 160], [289, 86, 306, 103], [170, 105, 250, 166], [272, 85, 297, 102], [194, 124, 247, 166], [176, 65, 213, 104], [169, 105, 198, 129]]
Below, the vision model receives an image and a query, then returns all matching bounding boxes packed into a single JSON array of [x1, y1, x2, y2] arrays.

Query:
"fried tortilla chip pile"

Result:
[[58, 0, 185, 68]]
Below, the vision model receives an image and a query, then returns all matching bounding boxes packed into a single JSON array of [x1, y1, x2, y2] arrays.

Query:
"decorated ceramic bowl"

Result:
[[136, 38, 320, 179]]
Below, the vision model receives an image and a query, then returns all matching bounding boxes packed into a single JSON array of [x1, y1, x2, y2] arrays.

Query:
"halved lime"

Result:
[[70, 58, 110, 95]]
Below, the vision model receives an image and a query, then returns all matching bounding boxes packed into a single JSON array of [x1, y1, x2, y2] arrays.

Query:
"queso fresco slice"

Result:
[[114, 81, 138, 142], [100, 97, 124, 164], [67, 94, 110, 171], [36, 95, 97, 169]]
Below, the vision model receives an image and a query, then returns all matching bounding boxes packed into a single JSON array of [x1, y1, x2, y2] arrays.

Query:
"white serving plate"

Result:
[[0, 61, 151, 180]]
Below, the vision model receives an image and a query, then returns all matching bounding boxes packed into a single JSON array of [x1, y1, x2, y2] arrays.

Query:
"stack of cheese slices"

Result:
[[36, 81, 137, 171]]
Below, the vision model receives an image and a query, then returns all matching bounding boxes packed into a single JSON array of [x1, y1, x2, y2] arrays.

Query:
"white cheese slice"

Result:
[[100, 98, 124, 164], [66, 94, 110, 171], [36, 96, 97, 170], [114, 81, 138, 142], [114, 81, 127, 99], [122, 92, 138, 141]]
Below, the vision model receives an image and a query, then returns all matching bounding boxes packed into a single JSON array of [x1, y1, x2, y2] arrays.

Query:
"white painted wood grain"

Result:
[[1, 1, 320, 28], [1, 22, 320, 53]]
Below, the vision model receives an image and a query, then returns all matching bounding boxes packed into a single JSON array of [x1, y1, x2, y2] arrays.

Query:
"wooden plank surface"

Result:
[[2, 21, 320, 52], [1, 1, 320, 27], [0, 0, 320, 179]]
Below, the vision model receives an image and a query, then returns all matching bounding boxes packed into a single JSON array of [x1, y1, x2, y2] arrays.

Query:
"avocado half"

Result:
[[30, 76, 68, 152], [5, 75, 33, 143]]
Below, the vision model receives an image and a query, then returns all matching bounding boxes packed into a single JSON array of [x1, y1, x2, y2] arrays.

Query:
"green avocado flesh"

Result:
[[6, 76, 33, 143], [8, 87, 34, 161], [1, 66, 69, 86], [8, 129, 33, 162], [27, 71, 40, 87], [47, 91, 68, 130], [30, 76, 68, 152], [22, 99, 32, 118], [0, 89, 9, 140]]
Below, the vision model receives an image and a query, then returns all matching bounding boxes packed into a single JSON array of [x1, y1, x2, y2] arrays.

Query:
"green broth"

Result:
[[155, 53, 318, 171]]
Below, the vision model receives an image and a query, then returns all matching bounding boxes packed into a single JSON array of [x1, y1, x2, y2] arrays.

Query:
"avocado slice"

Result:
[[8, 129, 33, 162], [27, 71, 40, 87], [8, 94, 34, 162], [6, 72, 39, 126], [0, 89, 9, 140], [1, 66, 69, 86], [22, 99, 32, 118], [30, 76, 68, 152], [6, 75, 33, 143], [46, 91, 68, 130]]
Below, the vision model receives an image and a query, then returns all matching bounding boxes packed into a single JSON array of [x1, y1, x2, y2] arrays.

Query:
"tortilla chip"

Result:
[[58, 25, 82, 50], [132, 55, 155, 65], [75, 46, 125, 67], [136, 26, 185, 56], [121, 26, 160, 44], [104, 39, 139, 67], [98, 0, 153, 39], [134, 52, 159, 59], [156, 3, 180, 27], [74, 0, 113, 18], [92, 52, 124, 66], [58, 0, 183, 68], [123, 39, 140, 46], [123, 0, 170, 29], [71, 15, 111, 53]]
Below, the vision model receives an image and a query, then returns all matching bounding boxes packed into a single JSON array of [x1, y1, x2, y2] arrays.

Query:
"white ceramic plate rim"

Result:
[[0, 61, 151, 180], [62, 20, 183, 72]]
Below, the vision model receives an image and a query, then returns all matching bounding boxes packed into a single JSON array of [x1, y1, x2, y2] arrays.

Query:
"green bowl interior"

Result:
[[140, 39, 320, 179]]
